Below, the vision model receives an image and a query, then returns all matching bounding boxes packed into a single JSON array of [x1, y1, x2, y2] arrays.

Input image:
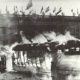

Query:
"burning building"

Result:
[[1, 13, 80, 80]]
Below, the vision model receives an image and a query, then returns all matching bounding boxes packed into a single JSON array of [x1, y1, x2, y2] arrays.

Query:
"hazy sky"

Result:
[[0, 0, 80, 16]]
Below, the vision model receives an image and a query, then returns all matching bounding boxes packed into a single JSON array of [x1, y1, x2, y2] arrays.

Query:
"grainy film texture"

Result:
[[0, 0, 80, 80]]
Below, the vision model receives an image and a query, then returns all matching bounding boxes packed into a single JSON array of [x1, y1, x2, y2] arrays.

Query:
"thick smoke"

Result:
[[20, 31, 31, 44], [0, 14, 18, 45], [2, 30, 80, 73], [31, 31, 79, 45]]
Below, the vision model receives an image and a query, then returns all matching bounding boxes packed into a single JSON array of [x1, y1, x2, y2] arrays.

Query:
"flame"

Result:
[[3, 30, 80, 73], [20, 30, 79, 45], [42, 31, 79, 45], [32, 34, 47, 43]]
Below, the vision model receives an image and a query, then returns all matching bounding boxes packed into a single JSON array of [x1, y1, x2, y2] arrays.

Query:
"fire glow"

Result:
[[2, 30, 80, 73]]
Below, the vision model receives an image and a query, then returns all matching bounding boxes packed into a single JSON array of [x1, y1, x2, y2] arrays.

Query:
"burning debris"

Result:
[[8, 30, 80, 73], [1, 29, 80, 74], [13, 31, 80, 59]]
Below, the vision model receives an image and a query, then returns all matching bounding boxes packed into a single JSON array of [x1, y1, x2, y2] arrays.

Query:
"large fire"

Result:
[[1, 30, 80, 80]]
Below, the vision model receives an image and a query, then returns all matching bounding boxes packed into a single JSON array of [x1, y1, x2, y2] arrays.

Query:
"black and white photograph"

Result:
[[0, 0, 80, 80]]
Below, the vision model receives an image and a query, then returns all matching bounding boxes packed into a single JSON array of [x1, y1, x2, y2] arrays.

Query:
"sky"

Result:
[[0, 0, 80, 16]]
